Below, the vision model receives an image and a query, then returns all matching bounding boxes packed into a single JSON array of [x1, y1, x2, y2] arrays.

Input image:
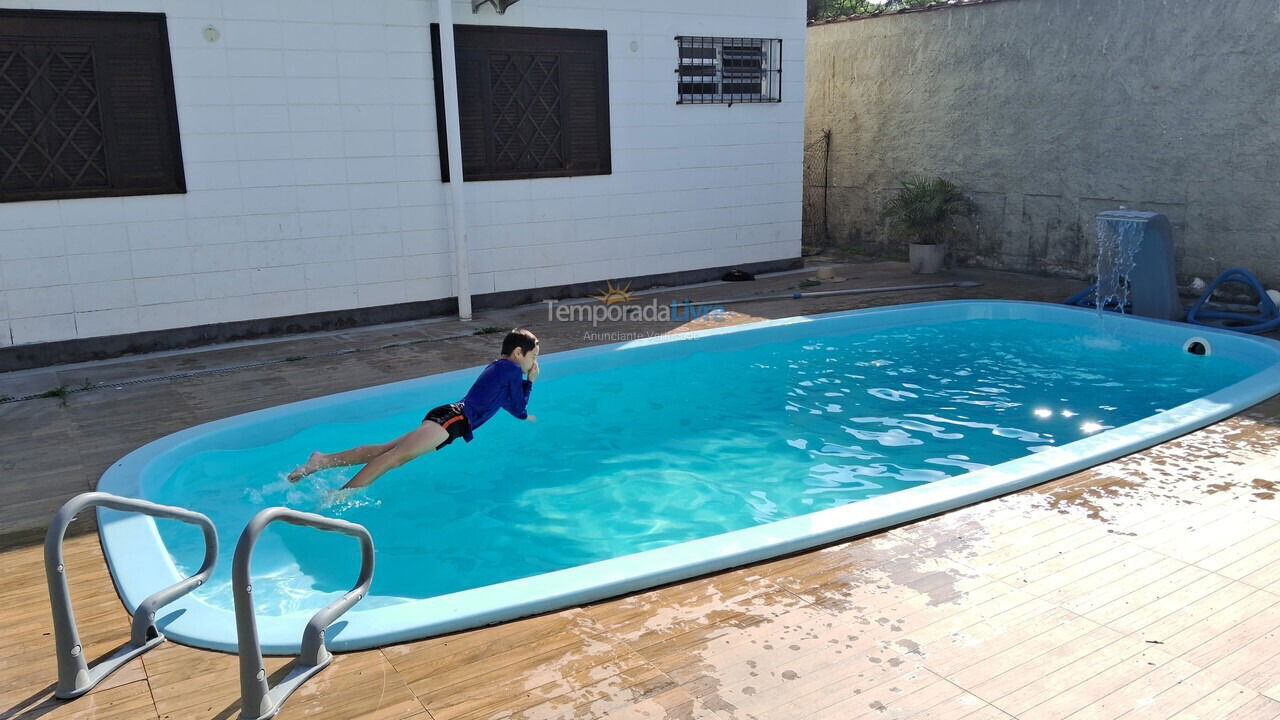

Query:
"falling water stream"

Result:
[[1094, 216, 1144, 316]]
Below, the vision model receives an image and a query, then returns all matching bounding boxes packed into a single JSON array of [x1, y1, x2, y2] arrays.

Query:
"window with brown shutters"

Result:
[[0, 10, 185, 203], [431, 25, 610, 182]]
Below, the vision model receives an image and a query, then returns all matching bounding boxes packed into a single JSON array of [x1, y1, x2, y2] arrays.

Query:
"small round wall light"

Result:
[[202, 25, 221, 43], [629, 40, 639, 53]]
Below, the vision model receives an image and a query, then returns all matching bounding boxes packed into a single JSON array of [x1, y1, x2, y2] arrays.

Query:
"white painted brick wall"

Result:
[[0, 0, 803, 345]]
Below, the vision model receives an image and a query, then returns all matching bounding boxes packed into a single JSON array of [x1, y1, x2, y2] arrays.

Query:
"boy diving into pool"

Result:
[[287, 328, 539, 490]]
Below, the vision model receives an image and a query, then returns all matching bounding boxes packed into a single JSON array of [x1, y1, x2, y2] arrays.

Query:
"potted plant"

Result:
[[882, 176, 974, 274]]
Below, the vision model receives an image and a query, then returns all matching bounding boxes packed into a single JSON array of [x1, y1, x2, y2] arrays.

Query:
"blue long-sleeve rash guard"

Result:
[[458, 358, 532, 441]]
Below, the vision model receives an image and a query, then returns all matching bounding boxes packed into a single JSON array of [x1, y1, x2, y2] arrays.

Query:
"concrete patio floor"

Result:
[[2, 261, 1280, 719]]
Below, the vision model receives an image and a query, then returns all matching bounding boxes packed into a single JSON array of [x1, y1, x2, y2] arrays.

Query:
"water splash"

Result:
[[1094, 217, 1144, 316]]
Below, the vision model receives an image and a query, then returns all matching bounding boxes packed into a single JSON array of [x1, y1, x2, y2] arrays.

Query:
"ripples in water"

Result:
[[151, 319, 1254, 613]]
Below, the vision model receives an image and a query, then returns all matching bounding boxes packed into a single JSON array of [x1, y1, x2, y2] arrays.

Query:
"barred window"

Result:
[[0, 10, 185, 203], [676, 36, 782, 105], [432, 25, 611, 182]]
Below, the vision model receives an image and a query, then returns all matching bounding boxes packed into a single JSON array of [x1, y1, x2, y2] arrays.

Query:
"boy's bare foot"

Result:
[[287, 452, 326, 482]]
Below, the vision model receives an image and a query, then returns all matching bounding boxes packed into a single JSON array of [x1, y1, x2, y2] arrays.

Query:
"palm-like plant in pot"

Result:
[[882, 177, 974, 274]]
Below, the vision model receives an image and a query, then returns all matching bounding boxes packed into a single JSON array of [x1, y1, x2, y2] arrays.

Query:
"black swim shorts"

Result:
[[422, 402, 471, 450]]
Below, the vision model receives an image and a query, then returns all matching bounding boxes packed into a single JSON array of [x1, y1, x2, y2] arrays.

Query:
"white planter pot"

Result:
[[909, 243, 946, 274]]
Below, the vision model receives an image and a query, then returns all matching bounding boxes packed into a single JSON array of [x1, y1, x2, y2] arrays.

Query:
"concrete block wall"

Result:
[[806, 0, 1280, 287], [0, 0, 805, 348]]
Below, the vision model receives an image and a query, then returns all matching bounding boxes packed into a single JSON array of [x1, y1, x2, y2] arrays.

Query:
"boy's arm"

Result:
[[504, 367, 533, 420]]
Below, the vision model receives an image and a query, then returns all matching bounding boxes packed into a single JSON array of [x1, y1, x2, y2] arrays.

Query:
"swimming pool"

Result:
[[97, 300, 1280, 653]]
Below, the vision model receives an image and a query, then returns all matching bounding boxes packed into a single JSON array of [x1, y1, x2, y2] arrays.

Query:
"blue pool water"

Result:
[[148, 315, 1255, 619]]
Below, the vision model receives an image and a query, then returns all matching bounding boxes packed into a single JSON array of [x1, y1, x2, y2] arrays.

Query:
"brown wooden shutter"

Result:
[[47, 45, 110, 190], [562, 42, 609, 174], [456, 43, 490, 177], [95, 16, 183, 193], [0, 10, 184, 203], [432, 24, 610, 182]]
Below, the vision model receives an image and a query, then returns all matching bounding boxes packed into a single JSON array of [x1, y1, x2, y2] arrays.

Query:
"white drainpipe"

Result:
[[437, 0, 472, 321]]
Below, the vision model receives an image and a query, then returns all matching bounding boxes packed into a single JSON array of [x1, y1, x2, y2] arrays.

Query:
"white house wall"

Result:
[[0, 0, 804, 347]]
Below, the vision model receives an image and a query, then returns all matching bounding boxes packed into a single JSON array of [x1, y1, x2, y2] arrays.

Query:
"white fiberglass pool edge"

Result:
[[96, 301, 1280, 653]]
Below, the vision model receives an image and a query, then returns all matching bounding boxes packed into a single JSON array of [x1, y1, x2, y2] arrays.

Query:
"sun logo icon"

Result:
[[591, 280, 634, 305]]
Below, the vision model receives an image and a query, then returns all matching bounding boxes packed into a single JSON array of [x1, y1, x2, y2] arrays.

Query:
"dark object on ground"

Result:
[[1186, 267, 1280, 334], [722, 269, 755, 282]]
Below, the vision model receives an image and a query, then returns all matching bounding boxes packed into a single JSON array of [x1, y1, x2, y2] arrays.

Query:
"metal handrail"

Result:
[[45, 492, 218, 699], [233, 507, 374, 720]]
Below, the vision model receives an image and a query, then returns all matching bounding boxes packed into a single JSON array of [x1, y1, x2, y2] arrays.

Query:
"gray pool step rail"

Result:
[[233, 507, 375, 720], [44, 492, 218, 699]]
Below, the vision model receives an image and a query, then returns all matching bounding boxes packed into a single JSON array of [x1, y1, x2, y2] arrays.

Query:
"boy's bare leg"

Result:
[[288, 440, 396, 482], [342, 422, 449, 489]]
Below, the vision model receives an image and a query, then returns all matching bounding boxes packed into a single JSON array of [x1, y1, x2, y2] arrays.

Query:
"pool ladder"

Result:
[[234, 507, 374, 720], [44, 492, 375, 720]]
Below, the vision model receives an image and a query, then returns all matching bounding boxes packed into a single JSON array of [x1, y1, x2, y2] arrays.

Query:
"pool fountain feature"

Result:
[[1094, 214, 1141, 314], [1069, 210, 1182, 320]]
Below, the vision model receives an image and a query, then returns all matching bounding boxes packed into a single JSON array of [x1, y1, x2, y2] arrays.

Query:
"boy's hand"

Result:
[[526, 414, 537, 422], [528, 359, 540, 382]]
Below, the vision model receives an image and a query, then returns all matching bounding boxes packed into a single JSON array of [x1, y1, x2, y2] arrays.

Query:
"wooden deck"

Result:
[[3, 263, 1280, 719]]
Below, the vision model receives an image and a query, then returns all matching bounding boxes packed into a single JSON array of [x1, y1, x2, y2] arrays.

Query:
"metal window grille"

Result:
[[675, 36, 781, 104]]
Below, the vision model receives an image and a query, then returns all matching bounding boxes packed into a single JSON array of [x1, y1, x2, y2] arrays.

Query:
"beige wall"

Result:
[[807, 0, 1280, 286]]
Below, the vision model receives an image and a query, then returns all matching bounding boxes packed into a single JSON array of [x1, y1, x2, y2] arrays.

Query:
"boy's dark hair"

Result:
[[501, 328, 538, 356]]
